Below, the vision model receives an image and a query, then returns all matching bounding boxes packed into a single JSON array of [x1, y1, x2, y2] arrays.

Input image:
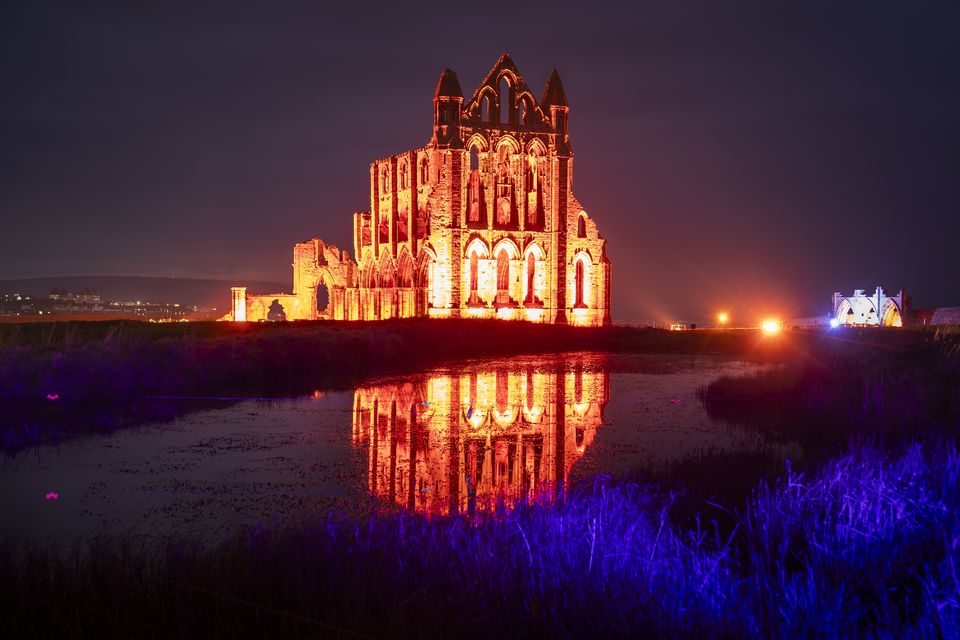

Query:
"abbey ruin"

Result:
[[230, 53, 611, 325]]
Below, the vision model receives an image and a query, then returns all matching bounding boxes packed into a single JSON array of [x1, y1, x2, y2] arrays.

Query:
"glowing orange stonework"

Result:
[[352, 358, 609, 515], [230, 53, 611, 325]]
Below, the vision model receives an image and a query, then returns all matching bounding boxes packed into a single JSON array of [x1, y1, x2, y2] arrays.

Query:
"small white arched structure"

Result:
[[832, 287, 905, 327]]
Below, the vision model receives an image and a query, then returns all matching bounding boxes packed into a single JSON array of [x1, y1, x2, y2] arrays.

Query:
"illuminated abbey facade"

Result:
[[352, 356, 609, 515], [831, 287, 906, 327], [230, 53, 611, 325]]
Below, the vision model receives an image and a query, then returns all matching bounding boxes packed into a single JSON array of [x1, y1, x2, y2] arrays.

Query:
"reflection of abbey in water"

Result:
[[352, 359, 609, 514]]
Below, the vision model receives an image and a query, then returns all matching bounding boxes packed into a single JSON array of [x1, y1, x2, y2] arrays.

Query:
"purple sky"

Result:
[[2, 1, 958, 323]]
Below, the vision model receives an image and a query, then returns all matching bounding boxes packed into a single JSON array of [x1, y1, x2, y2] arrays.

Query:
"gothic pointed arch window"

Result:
[[577, 215, 586, 238], [481, 95, 493, 124], [496, 250, 510, 296], [380, 265, 395, 290], [525, 146, 543, 227], [380, 167, 389, 193], [499, 76, 511, 124], [496, 144, 512, 178], [396, 253, 414, 288], [574, 257, 589, 309], [467, 145, 485, 225], [525, 253, 536, 302], [419, 157, 429, 184], [575, 261, 585, 307], [468, 249, 481, 305], [417, 251, 435, 313], [523, 244, 545, 307], [494, 144, 515, 227], [398, 160, 409, 190], [519, 95, 535, 127]]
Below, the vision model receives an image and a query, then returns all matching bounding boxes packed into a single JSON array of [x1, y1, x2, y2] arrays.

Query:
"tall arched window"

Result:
[[577, 215, 586, 238], [469, 251, 480, 303], [380, 266, 395, 289], [419, 158, 429, 184], [398, 160, 408, 190], [496, 250, 510, 295], [499, 77, 510, 124], [481, 95, 492, 124], [380, 167, 389, 192], [397, 254, 414, 288], [497, 144, 512, 177], [468, 146, 483, 224], [575, 260, 586, 308], [525, 253, 536, 303], [518, 99, 527, 127], [316, 278, 329, 316]]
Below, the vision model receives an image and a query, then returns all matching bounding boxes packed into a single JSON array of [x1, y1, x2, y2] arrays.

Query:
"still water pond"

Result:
[[2, 353, 776, 543]]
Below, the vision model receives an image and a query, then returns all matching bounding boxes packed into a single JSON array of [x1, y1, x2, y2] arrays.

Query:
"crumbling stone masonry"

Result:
[[231, 53, 611, 325]]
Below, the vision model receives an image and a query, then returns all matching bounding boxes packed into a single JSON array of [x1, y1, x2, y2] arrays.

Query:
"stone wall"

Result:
[[230, 53, 612, 326]]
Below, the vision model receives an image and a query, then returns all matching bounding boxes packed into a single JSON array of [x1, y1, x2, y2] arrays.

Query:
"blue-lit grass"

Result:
[[2, 443, 958, 638]]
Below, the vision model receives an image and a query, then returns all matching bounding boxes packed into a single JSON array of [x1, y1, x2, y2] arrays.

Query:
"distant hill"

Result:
[[0, 276, 288, 310]]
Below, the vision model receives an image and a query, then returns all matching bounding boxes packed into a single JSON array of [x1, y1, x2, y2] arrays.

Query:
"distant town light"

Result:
[[717, 312, 729, 325], [761, 319, 782, 334]]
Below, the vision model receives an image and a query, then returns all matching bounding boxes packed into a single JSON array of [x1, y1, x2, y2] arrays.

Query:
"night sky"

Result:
[[2, 1, 958, 324]]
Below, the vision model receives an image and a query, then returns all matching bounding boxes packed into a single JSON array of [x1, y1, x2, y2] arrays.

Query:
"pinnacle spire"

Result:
[[434, 68, 463, 99], [540, 69, 568, 109]]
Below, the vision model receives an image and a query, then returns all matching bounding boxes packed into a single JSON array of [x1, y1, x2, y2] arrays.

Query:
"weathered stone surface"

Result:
[[231, 54, 611, 325]]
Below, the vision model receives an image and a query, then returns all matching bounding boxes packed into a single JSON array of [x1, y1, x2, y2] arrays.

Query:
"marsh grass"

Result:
[[701, 328, 960, 445], [3, 323, 959, 637], [0, 319, 786, 452], [1, 319, 949, 454], [2, 443, 958, 639]]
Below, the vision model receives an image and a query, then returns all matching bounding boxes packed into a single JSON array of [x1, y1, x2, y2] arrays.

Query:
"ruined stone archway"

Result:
[[881, 300, 903, 327], [571, 251, 593, 311], [316, 280, 330, 319], [309, 267, 341, 320], [415, 248, 437, 316], [836, 299, 855, 325]]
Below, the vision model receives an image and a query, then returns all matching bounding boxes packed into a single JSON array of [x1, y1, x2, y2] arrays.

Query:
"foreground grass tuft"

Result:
[[3, 443, 958, 638]]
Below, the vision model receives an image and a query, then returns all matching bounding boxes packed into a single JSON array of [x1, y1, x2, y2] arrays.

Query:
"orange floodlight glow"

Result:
[[761, 319, 782, 335], [717, 312, 729, 325]]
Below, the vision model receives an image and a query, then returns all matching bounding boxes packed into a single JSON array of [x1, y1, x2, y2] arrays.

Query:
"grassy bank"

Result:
[[0, 319, 780, 399], [2, 442, 958, 639], [1, 319, 951, 453], [701, 326, 960, 446], [2, 319, 942, 403], [0, 319, 789, 452]]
